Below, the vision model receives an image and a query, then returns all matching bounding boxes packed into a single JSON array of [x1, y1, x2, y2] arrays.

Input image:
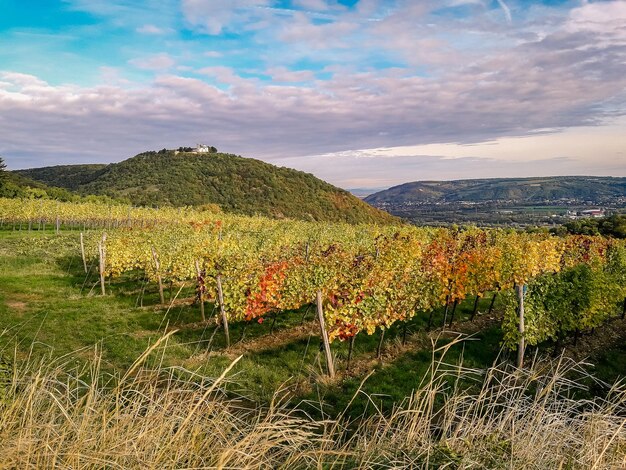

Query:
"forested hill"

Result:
[[365, 176, 626, 205], [0, 171, 89, 202], [17, 151, 398, 224], [15, 164, 108, 191]]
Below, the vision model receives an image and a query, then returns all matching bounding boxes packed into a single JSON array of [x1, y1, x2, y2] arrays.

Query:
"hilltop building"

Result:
[[195, 144, 212, 153], [174, 144, 218, 155]]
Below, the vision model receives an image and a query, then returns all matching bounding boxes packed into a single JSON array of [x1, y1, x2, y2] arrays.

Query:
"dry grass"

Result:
[[0, 335, 624, 469], [348, 339, 626, 468]]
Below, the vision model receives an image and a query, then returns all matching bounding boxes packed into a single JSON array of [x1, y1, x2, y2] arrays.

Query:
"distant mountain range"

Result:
[[16, 150, 398, 225], [365, 177, 626, 206]]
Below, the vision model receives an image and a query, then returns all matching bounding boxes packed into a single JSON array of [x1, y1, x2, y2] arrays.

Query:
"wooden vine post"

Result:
[[80, 232, 88, 273], [516, 284, 525, 368], [195, 260, 206, 322], [347, 334, 356, 369], [427, 309, 435, 330], [441, 294, 451, 329], [470, 294, 481, 321], [98, 233, 107, 296], [151, 246, 165, 305], [214, 228, 230, 347], [448, 299, 459, 327], [316, 290, 335, 378], [488, 291, 498, 316], [269, 310, 278, 334], [376, 329, 386, 359], [216, 274, 230, 348]]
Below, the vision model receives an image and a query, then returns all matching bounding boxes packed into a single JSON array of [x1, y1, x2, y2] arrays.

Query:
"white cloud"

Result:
[[566, 1, 626, 43], [0, 72, 48, 88], [266, 67, 315, 83], [181, 0, 272, 34], [98, 66, 131, 86], [136, 24, 167, 34], [196, 66, 249, 86], [129, 53, 176, 70], [568, 1, 626, 30], [278, 12, 357, 49]]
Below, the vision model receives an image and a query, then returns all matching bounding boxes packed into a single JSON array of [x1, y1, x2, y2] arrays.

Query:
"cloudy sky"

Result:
[[1, 0, 625, 189]]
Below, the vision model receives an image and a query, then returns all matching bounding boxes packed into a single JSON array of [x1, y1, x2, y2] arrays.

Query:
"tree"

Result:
[[0, 157, 7, 188], [599, 215, 626, 239], [563, 218, 600, 236]]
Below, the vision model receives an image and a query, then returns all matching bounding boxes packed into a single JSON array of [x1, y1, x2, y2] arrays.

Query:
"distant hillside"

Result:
[[0, 171, 82, 202], [365, 177, 626, 206], [17, 151, 398, 224], [19, 164, 108, 191]]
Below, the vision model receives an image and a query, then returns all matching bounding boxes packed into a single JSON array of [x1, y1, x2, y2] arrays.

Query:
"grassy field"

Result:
[[1, 229, 625, 467], [1, 228, 624, 411], [0, 231, 508, 398]]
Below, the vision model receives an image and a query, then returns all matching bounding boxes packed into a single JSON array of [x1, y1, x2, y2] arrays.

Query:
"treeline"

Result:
[[0, 169, 116, 204], [551, 214, 626, 238]]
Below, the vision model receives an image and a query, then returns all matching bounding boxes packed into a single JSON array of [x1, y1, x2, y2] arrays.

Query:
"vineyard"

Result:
[[2, 198, 625, 378]]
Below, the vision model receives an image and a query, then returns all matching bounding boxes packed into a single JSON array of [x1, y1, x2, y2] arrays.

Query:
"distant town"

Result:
[[366, 199, 625, 227]]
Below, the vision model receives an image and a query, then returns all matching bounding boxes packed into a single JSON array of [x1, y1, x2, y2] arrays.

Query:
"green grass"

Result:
[[0, 230, 335, 396], [314, 325, 505, 419]]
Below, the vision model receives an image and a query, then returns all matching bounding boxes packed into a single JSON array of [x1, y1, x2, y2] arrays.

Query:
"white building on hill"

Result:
[[195, 144, 211, 153]]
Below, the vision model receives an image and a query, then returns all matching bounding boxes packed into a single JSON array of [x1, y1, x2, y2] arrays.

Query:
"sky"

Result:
[[1, 0, 625, 189]]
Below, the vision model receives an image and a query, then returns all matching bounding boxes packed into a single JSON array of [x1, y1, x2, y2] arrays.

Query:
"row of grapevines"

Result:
[[0, 197, 219, 229], [501, 238, 626, 349], [89, 222, 622, 344]]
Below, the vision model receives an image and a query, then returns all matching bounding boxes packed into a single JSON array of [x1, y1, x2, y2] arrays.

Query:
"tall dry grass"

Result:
[[0, 335, 624, 469], [349, 341, 626, 468]]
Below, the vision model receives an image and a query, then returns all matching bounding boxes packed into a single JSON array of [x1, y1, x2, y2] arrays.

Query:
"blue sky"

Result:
[[1, 0, 625, 188]]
